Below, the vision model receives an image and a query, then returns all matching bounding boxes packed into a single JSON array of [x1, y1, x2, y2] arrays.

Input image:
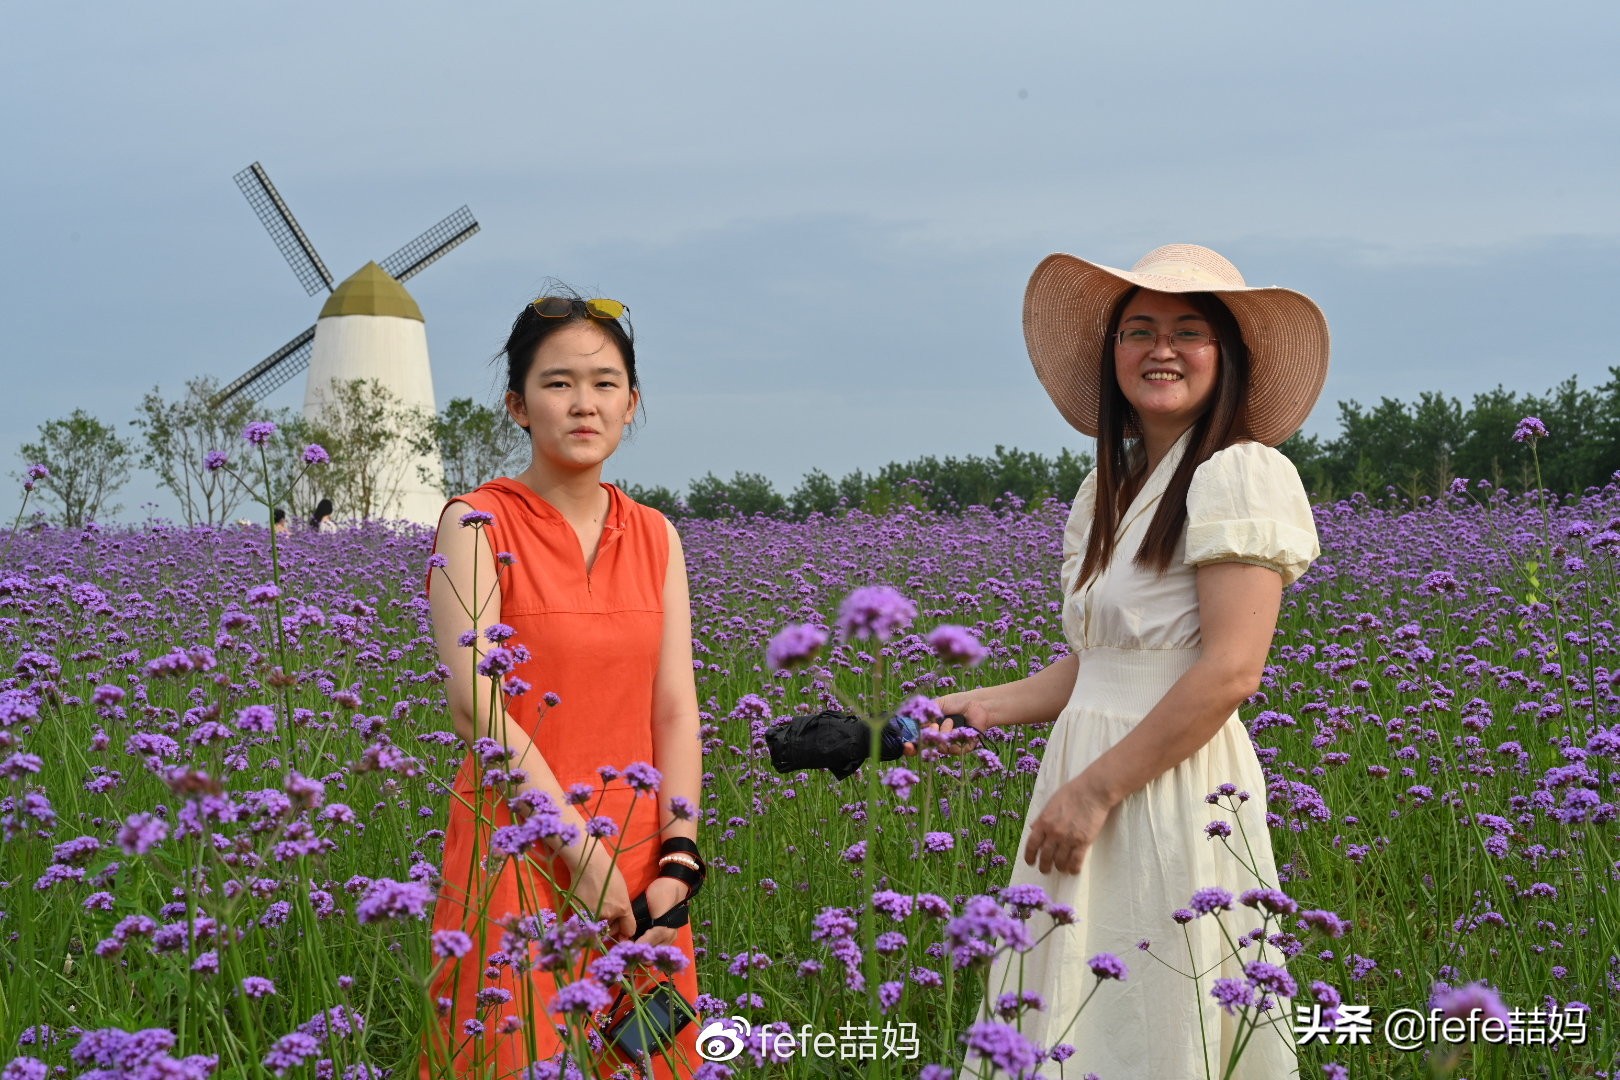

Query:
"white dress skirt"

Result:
[[979, 430, 1320, 1080]]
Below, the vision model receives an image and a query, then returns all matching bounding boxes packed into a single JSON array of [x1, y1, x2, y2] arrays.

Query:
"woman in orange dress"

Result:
[[420, 293, 703, 1079]]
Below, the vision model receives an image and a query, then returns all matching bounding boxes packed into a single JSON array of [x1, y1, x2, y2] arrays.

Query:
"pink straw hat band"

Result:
[[1023, 244, 1330, 447]]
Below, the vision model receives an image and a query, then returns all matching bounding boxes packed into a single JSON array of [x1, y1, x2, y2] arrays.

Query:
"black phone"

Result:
[[602, 979, 697, 1059]]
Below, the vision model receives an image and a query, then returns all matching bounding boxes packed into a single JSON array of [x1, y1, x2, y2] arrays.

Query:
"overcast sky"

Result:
[[4, 2, 1617, 520]]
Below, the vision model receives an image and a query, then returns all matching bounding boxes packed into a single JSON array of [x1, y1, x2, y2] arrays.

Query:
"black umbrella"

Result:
[[764, 709, 962, 779]]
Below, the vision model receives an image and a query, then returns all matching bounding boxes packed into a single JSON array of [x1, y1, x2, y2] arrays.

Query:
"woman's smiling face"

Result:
[[1112, 290, 1220, 437]]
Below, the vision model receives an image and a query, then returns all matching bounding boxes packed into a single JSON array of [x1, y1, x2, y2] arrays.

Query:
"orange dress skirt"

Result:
[[420, 480, 700, 1079]]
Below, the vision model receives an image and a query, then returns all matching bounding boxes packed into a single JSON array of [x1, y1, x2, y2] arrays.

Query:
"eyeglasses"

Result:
[[530, 296, 629, 321], [1114, 328, 1218, 351]]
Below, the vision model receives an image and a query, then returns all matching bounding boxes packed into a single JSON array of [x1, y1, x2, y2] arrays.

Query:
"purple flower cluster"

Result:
[[1087, 952, 1128, 981], [354, 878, 434, 924], [962, 1022, 1039, 1078], [926, 624, 987, 666], [1512, 415, 1549, 443], [765, 623, 828, 671], [834, 585, 917, 641], [65, 1027, 217, 1080], [1188, 886, 1234, 916], [1430, 980, 1511, 1024], [242, 421, 278, 447], [944, 895, 1033, 968]]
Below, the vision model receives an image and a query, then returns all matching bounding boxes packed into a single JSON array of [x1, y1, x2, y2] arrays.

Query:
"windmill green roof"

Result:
[[319, 261, 424, 322]]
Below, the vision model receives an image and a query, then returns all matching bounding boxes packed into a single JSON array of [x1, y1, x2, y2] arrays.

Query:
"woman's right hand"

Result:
[[904, 694, 993, 756], [564, 843, 636, 943]]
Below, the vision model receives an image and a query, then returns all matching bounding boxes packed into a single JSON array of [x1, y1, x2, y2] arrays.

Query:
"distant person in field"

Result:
[[309, 498, 333, 532], [272, 508, 289, 534], [421, 291, 704, 1078], [929, 244, 1327, 1078]]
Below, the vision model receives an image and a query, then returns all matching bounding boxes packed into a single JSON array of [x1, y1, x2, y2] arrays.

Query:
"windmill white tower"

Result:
[[214, 162, 479, 524]]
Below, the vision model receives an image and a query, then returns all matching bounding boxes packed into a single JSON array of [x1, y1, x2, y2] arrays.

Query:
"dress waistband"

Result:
[[1069, 646, 1201, 716]]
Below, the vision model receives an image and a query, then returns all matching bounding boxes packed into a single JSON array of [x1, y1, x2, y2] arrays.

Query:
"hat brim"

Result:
[[1023, 253, 1331, 446]]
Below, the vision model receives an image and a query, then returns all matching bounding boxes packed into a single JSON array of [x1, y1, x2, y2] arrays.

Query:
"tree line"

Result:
[[13, 369, 1618, 527], [1276, 368, 1620, 500], [627, 369, 1620, 519], [619, 445, 1094, 520]]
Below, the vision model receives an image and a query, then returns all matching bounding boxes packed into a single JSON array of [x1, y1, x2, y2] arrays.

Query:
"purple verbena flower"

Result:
[[1298, 909, 1350, 938], [1211, 977, 1259, 1014], [881, 766, 920, 801], [1088, 953, 1128, 981], [897, 695, 944, 727], [1, 1057, 47, 1080], [1430, 981, 1511, 1024], [962, 1022, 1039, 1078], [1512, 416, 1548, 443], [237, 704, 277, 733], [263, 1032, 320, 1076], [246, 584, 280, 606], [242, 977, 277, 998], [622, 761, 661, 794], [1244, 961, 1298, 998], [549, 978, 612, 1014], [765, 624, 829, 671], [117, 812, 169, 855], [242, 421, 278, 447], [354, 878, 434, 924], [835, 585, 917, 642], [871, 890, 914, 920], [997, 884, 1049, 917], [429, 930, 472, 960], [1240, 887, 1299, 916], [926, 624, 988, 666], [1189, 887, 1234, 916]]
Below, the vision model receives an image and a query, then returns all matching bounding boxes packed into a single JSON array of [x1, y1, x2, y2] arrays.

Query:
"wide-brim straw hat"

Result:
[[1024, 243, 1330, 446]]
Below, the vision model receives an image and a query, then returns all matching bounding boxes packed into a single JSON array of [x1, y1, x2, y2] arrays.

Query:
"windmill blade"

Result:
[[379, 206, 480, 283], [213, 326, 316, 408], [234, 162, 335, 296]]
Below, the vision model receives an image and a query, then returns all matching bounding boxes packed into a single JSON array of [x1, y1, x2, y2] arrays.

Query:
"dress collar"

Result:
[[485, 477, 625, 533]]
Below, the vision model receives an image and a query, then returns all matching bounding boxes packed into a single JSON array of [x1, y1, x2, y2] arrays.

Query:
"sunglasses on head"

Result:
[[530, 296, 628, 321]]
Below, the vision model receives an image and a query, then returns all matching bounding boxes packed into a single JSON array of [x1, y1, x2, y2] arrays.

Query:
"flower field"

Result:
[[1, 465, 1617, 1078]]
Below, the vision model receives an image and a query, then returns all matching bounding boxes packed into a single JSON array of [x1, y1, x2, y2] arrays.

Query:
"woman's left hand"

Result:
[[634, 876, 689, 948], [1024, 777, 1113, 875]]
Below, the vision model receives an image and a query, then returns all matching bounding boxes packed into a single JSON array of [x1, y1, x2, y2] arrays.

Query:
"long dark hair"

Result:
[[500, 285, 640, 432], [1073, 287, 1250, 590], [309, 498, 333, 531]]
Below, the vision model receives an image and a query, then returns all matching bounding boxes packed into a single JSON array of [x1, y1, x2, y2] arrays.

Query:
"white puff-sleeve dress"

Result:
[[981, 428, 1319, 1079]]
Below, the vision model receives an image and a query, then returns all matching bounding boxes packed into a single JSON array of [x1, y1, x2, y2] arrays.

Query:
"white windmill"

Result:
[[215, 162, 479, 524]]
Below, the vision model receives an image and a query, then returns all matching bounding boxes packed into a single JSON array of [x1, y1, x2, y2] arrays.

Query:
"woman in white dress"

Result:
[[933, 245, 1329, 1078]]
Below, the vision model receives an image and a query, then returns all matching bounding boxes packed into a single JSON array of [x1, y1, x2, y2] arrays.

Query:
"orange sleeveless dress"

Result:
[[421, 479, 701, 1080]]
